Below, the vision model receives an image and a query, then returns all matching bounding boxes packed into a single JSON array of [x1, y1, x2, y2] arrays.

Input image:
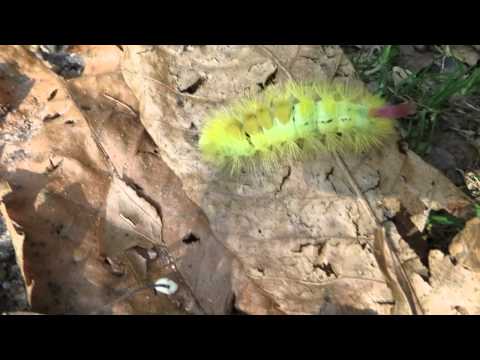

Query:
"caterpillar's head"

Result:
[[369, 102, 417, 119]]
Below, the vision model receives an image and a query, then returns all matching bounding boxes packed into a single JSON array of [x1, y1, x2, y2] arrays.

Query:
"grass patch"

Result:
[[428, 211, 466, 228], [425, 210, 466, 254], [425, 204, 480, 254], [350, 45, 480, 156]]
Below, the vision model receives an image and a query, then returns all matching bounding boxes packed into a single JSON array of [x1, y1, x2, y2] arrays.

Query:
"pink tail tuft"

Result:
[[369, 102, 417, 119]]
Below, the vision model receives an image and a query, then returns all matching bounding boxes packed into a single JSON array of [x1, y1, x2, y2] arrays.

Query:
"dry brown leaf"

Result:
[[65, 50, 235, 313], [449, 218, 480, 272], [121, 45, 474, 314], [414, 250, 480, 314], [0, 45, 232, 314]]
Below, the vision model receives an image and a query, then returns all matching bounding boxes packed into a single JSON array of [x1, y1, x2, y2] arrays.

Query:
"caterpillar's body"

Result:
[[199, 80, 415, 174]]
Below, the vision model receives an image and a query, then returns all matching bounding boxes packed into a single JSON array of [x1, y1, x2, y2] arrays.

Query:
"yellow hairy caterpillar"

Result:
[[199, 80, 416, 174]]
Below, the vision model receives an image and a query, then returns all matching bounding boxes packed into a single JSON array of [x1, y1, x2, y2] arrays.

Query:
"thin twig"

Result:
[[330, 52, 345, 81], [334, 152, 424, 315], [463, 100, 480, 112], [364, 65, 382, 77], [103, 93, 138, 116], [259, 45, 294, 81], [333, 152, 381, 226], [287, 45, 301, 74]]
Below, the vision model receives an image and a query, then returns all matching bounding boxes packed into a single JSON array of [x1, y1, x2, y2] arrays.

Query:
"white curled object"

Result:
[[154, 278, 178, 295]]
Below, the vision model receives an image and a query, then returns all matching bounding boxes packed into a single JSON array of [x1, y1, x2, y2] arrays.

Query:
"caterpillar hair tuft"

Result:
[[199, 79, 414, 174]]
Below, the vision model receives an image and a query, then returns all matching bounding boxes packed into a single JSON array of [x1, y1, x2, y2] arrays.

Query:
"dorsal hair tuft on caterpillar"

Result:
[[199, 80, 415, 175]]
